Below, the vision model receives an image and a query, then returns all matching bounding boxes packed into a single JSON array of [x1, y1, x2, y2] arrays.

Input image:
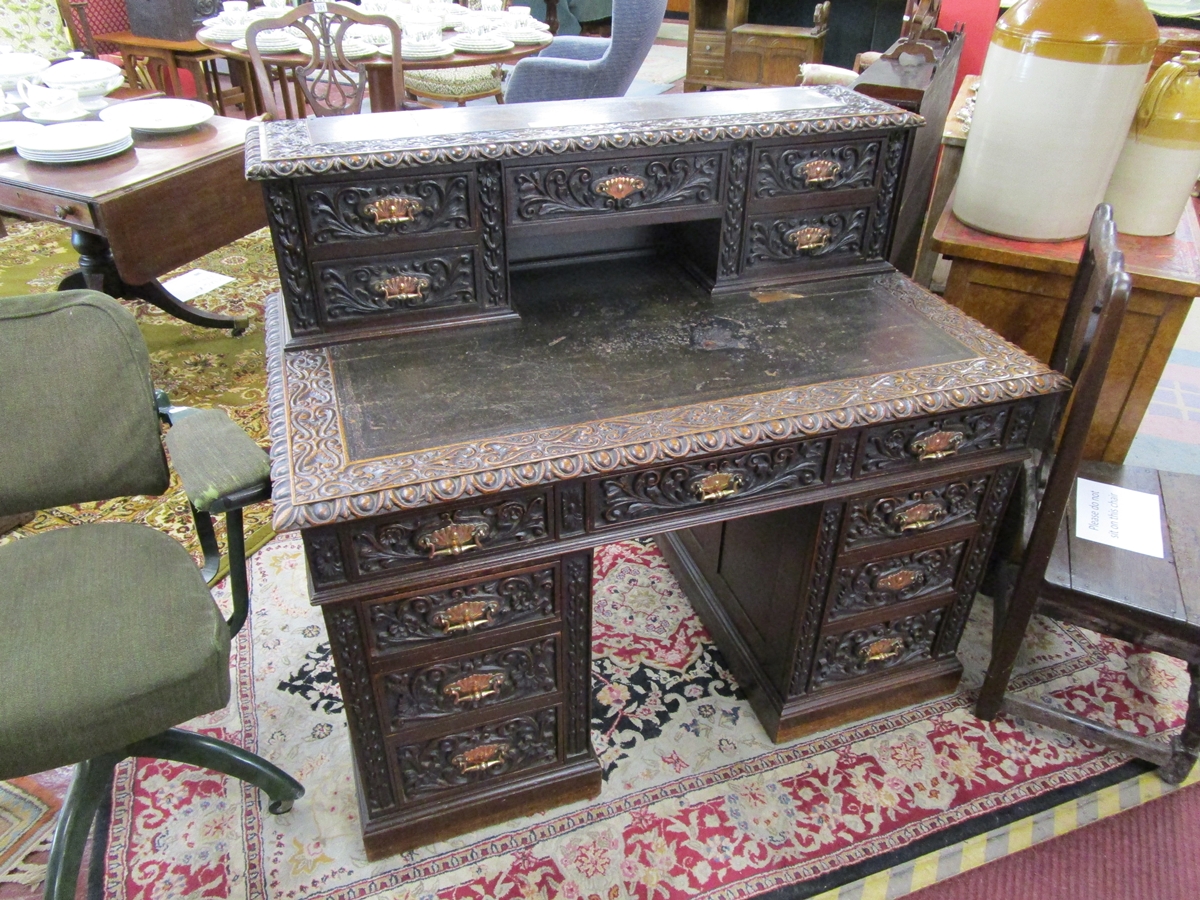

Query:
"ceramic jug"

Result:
[[1105, 51, 1200, 236], [952, 0, 1158, 241]]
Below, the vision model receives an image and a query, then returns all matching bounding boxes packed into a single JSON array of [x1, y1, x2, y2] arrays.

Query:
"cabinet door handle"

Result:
[[452, 742, 508, 774], [417, 522, 490, 558], [860, 637, 904, 662], [444, 673, 506, 704], [692, 471, 744, 502], [797, 159, 842, 186], [786, 224, 832, 253], [910, 430, 965, 461], [364, 195, 423, 225], [431, 599, 500, 635], [594, 174, 645, 201]]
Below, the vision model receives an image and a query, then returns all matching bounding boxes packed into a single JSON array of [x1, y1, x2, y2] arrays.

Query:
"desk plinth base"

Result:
[[359, 754, 602, 861]]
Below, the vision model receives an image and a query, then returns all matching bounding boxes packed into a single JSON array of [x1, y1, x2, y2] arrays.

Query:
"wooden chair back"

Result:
[[246, 1, 403, 120]]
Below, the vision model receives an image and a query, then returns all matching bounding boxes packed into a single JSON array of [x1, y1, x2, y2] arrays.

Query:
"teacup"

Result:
[[507, 6, 531, 30], [221, 0, 249, 16], [262, 0, 287, 7], [403, 15, 442, 47], [481, 0, 503, 13]]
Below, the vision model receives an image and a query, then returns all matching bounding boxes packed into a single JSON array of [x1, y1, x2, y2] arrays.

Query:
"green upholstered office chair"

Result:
[[0, 291, 303, 900]]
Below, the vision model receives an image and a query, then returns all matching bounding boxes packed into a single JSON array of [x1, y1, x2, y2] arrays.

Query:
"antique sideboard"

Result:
[[249, 88, 1069, 858]]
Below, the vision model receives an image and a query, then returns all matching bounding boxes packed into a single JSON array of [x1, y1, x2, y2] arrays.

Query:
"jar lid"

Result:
[[993, 0, 1157, 66], [1135, 51, 1200, 145]]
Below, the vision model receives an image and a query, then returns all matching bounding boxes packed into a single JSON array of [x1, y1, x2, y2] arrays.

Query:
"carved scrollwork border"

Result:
[[246, 87, 924, 180]]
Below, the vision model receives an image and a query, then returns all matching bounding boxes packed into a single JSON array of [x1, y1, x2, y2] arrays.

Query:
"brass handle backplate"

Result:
[[692, 471, 744, 502], [910, 430, 966, 462], [796, 158, 842, 186], [417, 522, 490, 558], [861, 636, 905, 663], [892, 501, 948, 533], [452, 742, 508, 774], [874, 567, 923, 592], [594, 174, 646, 201], [432, 599, 500, 635], [365, 195, 423, 225], [785, 224, 832, 253], [374, 272, 431, 303], [444, 672, 506, 704]]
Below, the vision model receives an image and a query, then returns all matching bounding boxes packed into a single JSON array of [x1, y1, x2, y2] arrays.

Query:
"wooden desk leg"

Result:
[[367, 67, 395, 112], [58, 230, 248, 334]]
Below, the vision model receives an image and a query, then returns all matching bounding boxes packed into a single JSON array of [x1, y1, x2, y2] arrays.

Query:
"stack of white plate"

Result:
[[450, 33, 515, 53], [302, 37, 379, 59], [15, 121, 133, 164], [99, 98, 214, 134], [198, 21, 248, 42], [233, 30, 305, 52], [499, 27, 552, 45], [393, 40, 455, 60], [348, 24, 394, 46]]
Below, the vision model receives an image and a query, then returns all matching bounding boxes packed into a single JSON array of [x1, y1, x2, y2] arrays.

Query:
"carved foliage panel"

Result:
[[841, 474, 992, 552], [510, 152, 723, 223], [744, 207, 869, 269], [810, 607, 946, 689], [827, 541, 968, 622], [381, 637, 557, 728], [395, 708, 559, 801], [562, 552, 593, 756], [314, 248, 478, 322], [263, 179, 320, 334], [366, 566, 557, 653], [752, 139, 882, 199], [301, 172, 473, 244], [591, 438, 830, 528], [859, 406, 1013, 475]]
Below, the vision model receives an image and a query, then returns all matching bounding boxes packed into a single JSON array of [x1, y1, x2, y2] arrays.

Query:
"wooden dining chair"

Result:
[[246, 1, 404, 119], [976, 205, 1200, 784]]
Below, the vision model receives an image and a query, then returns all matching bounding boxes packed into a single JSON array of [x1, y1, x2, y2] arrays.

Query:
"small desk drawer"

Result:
[[751, 138, 884, 202], [0, 184, 94, 230], [809, 606, 947, 691], [742, 204, 873, 273], [300, 171, 475, 245], [858, 403, 1033, 477], [394, 706, 561, 803], [840, 473, 993, 553], [378, 635, 559, 731], [507, 151, 725, 226], [825, 539, 968, 624], [588, 437, 830, 530]]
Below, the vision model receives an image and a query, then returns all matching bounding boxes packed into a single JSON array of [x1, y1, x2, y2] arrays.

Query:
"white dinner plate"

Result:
[[450, 35, 515, 53], [501, 29, 552, 44], [21, 106, 90, 124], [17, 136, 134, 164], [16, 121, 131, 154], [233, 35, 304, 52], [0, 121, 44, 151], [99, 98, 214, 134]]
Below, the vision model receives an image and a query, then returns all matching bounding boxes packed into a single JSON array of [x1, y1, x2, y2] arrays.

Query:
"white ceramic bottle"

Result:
[[952, 0, 1158, 241], [1105, 51, 1200, 237]]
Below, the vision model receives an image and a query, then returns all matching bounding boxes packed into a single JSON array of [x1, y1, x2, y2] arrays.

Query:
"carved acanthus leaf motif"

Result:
[[317, 252, 475, 320], [303, 175, 471, 243], [754, 141, 881, 197], [745, 209, 868, 267], [811, 608, 946, 688]]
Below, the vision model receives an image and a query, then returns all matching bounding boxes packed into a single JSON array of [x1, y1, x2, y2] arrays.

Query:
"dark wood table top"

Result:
[[196, 34, 544, 71], [96, 30, 210, 54], [265, 261, 1065, 531]]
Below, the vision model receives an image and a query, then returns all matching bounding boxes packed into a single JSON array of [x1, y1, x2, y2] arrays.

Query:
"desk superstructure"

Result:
[[251, 88, 1067, 857]]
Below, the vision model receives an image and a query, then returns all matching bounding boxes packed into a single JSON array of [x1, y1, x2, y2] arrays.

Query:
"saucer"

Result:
[[22, 106, 89, 124]]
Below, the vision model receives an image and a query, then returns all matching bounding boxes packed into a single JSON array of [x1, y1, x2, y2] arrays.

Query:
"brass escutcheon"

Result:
[[861, 636, 905, 662], [374, 272, 431, 302], [452, 742, 508, 774], [785, 224, 832, 253], [797, 158, 842, 186], [874, 567, 923, 592], [432, 599, 500, 635], [365, 195, 423, 225], [910, 430, 965, 462], [417, 522, 490, 558], [692, 471, 744, 502], [594, 174, 646, 201], [444, 672, 506, 704], [893, 501, 948, 532]]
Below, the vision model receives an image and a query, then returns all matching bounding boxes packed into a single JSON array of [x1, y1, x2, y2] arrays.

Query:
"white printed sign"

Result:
[[1074, 477, 1164, 558], [161, 269, 236, 302]]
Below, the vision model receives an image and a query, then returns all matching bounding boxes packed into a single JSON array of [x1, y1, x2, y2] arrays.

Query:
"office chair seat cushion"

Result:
[[164, 408, 271, 513], [0, 523, 232, 779], [405, 66, 502, 99]]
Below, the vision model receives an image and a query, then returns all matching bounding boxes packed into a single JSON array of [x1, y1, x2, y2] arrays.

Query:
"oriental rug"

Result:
[[89, 534, 1188, 900]]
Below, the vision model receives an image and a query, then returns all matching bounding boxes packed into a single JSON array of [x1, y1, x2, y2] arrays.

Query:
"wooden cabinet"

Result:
[[686, 0, 829, 91]]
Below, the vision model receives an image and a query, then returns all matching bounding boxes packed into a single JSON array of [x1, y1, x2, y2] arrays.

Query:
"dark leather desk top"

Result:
[[265, 261, 1065, 532]]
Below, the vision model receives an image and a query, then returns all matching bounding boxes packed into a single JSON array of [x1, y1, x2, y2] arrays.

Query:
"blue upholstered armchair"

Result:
[[504, 0, 667, 104]]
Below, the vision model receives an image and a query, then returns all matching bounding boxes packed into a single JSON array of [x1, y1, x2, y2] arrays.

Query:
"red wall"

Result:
[[938, 0, 1002, 91]]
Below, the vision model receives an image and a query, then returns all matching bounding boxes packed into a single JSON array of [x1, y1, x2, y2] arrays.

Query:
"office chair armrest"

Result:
[[535, 36, 609, 61], [163, 408, 272, 514]]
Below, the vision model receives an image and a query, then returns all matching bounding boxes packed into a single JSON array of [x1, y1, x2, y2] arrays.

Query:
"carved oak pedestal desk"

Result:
[[252, 88, 1067, 857]]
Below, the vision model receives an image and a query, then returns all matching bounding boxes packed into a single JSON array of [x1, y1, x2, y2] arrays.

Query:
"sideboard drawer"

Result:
[[839, 473, 993, 553], [312, 246, 482, 328], [300, 171, 475, 245], [751, 138, 884, 202], [588, 437, 831, 531], [0, 184, 95, 230], [742, 204, 873, 273], [825, 539, 968, 624], [507, 151, 725, 226], [857, 404, 1034, 477], [809, 606, 947, 692], [393, 706, 561, 803]]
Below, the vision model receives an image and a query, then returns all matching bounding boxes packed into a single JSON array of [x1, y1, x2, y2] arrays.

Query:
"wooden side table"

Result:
[[932, 199, 1200, 463], [96, 30, 248, 116]]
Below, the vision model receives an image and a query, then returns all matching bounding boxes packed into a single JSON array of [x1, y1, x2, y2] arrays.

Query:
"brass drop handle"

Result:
[[373, 272, 431, 303], [53, 204, 77, 220], [432, 599, 500, 635], [692, 471, 744, 502], [892, 501, 947, 533], [594, 174, 646, 201], [417, 522, 490, 558], [452, 742, 508, 774], [797, 158, 842, 186], [910, 430, 965, 462], [785, 224, 832, 253], [364, 195, 423, 225], [874, 567, 923, 592], [444, 672, 506, 704], [860, 636, 904, 663]]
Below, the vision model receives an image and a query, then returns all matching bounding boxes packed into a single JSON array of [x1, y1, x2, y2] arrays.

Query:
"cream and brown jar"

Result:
[[1105, 51, 1200, 236], [953, 0, 1158, 241]]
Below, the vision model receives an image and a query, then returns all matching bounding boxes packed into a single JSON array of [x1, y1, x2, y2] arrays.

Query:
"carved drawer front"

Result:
[[858, 403, 1035, 476], [365, 564, 559, 654], [379, 636, 559, 731], [751, 138, 883, 201], [809, 607, 947, 691], [300, 171, 475, 245], [348, 487, 553, 581], [507, 151, 724, 225], [840, 473, 993, 553], [589, 438, 830, 530], [743, 205, 873, 272], [826, 540, 968, 623], [393, 707, 561, 802], [312, 246, 482, 327]]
